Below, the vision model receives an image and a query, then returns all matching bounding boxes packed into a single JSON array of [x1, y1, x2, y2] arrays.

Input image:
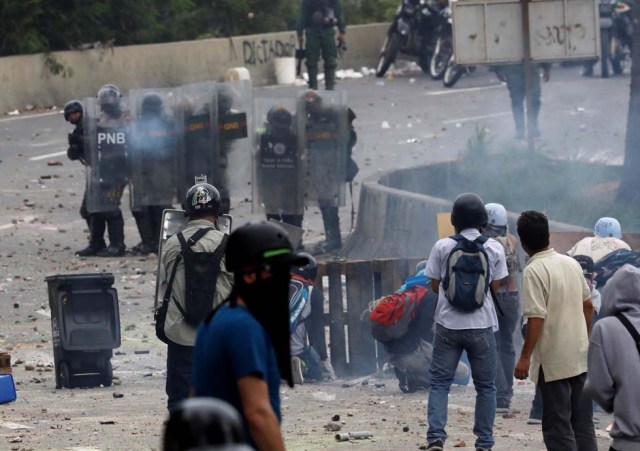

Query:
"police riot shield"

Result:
[[154, 209, 232, 309], [83, 96, 129, 213], [252, 97, 304, 216], [217, 80, 253, 213], [297, 90, 349, 207], [175, 82, 220, 203], [128, 88, 177, 210]]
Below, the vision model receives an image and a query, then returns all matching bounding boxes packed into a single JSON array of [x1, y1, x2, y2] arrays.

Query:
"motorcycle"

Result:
[[376, 0, 446, 77], [429, 4, 474, 87], [597, 0, 633, 77]]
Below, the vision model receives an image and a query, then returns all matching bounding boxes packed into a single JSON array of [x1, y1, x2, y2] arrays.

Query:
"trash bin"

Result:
[[45, 273, 120, 389]]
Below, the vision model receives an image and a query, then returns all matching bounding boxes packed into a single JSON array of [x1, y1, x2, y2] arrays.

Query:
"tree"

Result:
[[618, 3, 640, 202]]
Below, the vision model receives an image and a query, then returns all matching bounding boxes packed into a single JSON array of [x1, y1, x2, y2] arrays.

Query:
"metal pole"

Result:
[[521, 0, 535, 152]]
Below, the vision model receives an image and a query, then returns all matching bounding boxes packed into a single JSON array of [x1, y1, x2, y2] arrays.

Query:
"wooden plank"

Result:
[[327, 261, 348, 377], [345, 260, 377, 376], [376, 259, 408, 297]]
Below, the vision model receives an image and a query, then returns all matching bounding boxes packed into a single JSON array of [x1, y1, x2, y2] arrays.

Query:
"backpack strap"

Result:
[[615, 313, 640, 354], [474, 235, 489, 245]]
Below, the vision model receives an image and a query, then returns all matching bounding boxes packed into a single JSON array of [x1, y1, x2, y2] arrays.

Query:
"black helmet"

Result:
[[184, 183, 223, 218], [303, 90, 322, 115], [267, 105, 293, 130], [163, 398, 247, 451], [291, 252, 317, 280], [141, 92, 163, 116], [63, 99, 83, 122], [451, 192, 488, 231], [226, 222, 310, 273]]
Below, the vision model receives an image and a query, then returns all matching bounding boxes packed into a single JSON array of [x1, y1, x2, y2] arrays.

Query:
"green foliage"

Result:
[[0, 0, 396, 57], [43, 52, 74, 78]]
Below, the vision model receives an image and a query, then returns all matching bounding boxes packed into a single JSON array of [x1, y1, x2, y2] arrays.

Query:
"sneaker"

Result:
[[426, 440, 444, 451], [476, 448, 492, 451], [527, 417, 542, 425], [496, 406, 510, 414], [291, 356, 304, 385]]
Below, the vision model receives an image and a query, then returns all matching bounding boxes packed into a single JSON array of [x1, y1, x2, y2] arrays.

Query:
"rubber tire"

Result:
[[430, 36, 451, 80], [101, 360, 113, 387], [443, 56, 464, 88], [59, 362, 73, 389], [601, 28, 611, 78], [376, 34, 401, 78]]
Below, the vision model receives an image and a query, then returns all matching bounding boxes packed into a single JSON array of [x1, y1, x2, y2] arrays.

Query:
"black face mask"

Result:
[[235, 266, 293, 387]]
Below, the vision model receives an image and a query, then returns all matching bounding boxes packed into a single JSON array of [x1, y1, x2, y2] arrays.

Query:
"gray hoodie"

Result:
[[584, 264, 640, 451]]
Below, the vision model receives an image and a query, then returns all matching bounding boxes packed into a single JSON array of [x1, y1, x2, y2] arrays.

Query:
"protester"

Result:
[[515, 210, 597, 451], [567, 217, 631, 263], [424, 193, 508, 451], [584, 264, 640, 451]]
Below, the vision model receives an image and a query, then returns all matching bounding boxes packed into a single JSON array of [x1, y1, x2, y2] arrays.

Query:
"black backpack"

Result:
[[155, 228, 228, 343], [442, 235, 491, 312]]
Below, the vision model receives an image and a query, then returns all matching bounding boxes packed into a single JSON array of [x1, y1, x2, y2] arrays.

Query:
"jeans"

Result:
[[538, 367, 597, 451], [494, 292, 520, 407], [529, 386, 543, 420], [504, 64, 542, 136], [427, 325, 497, 449], [166, 341, 194, 413]]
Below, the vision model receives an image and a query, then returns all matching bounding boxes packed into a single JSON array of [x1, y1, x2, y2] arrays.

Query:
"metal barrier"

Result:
[[316, 257, 424, 378]]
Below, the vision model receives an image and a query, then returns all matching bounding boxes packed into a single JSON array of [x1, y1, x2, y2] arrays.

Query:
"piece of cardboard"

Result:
[[437, 212, 455, 239]]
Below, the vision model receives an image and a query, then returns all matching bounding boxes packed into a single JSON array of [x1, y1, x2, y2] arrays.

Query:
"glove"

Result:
[[319, 359, 337, 381], [67, 145, 80, 161]]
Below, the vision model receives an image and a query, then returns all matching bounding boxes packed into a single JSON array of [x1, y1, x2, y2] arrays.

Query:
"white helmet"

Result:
[[485, 203, 508, 227], [594, 217, 622, 239]]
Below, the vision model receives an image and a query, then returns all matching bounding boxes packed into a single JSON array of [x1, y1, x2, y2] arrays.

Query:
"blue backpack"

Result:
[[442, 235, 491, 312]]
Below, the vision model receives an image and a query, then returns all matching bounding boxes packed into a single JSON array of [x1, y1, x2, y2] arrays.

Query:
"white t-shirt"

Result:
[[426, 228, 509, 332]]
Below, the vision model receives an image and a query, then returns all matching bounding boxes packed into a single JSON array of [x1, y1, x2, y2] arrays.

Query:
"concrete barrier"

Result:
[[342, 161, 590, 260], [0, 23, 388, 113]]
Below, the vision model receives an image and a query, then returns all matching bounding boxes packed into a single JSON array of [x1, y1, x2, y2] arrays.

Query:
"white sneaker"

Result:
[[527, 418, 542, 425], [291, 356, 304, 385]]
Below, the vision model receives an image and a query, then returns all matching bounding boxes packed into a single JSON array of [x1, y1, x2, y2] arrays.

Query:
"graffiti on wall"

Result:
[[242, 35, 297, 65]]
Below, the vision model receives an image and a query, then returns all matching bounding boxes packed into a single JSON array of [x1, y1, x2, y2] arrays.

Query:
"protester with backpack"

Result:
[[514, 211, 597, 451], [156, 182, 233, 412], [584, 264, 640, 451], [370, 260, 470, 393], [423, 193, 508, 451], [483, 203, 521, 414]]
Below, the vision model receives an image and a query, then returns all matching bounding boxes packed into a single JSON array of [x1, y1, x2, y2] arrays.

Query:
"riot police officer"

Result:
[[258, 105, 303, 228], [129, 91, 176, 255], [82, 84, 128, 257], [300, 90, 357, 251], [64, 100, 97, 256], [297, 0, 347, 90]]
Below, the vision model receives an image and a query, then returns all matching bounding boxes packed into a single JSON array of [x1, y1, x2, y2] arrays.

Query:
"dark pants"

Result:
[[538, 367, 597, 451], [305, 28, 338, 90], [504, 64, 541, 137], [319, 201, 341, 250], [166, 341, 193, 413], [494, 291, 520, 408], [132, 205, 169, 250]]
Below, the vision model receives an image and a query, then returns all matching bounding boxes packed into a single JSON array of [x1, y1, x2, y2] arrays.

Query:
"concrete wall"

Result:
[[342, 162, 590, 260], [0, 23, 387, 113]]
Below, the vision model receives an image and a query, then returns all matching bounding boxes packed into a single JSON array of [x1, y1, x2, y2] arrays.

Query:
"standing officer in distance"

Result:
[[297, 0, 347, 90]]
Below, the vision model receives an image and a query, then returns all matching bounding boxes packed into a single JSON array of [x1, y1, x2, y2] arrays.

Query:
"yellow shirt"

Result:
[[522, 249, 591, 383]]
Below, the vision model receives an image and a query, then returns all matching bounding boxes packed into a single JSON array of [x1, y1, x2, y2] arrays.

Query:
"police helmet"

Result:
[[594, 217, 622, 239], [225, 222, 310, 273], [303, 90, 322, 114], [184, 183, 223, 218], [485, 203, 508, 227], [63, 99, 83, 122], [291, 252, 317, 280], [267, 106, 293, 130], [163, 398, 246, 451], [98, 84, 121, 108], [451, 193, 488, 231], [141, 92, 163, 117]]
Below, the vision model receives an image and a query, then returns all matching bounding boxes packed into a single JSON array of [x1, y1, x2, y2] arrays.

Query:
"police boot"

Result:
[[132, 210, 155, 255], [76, 215, 107, 256], [320, 205, 342, 251], [97, 212, 125, 257]]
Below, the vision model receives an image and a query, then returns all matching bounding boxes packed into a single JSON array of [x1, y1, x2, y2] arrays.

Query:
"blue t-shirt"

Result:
[[192, 304, 282, 436]]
